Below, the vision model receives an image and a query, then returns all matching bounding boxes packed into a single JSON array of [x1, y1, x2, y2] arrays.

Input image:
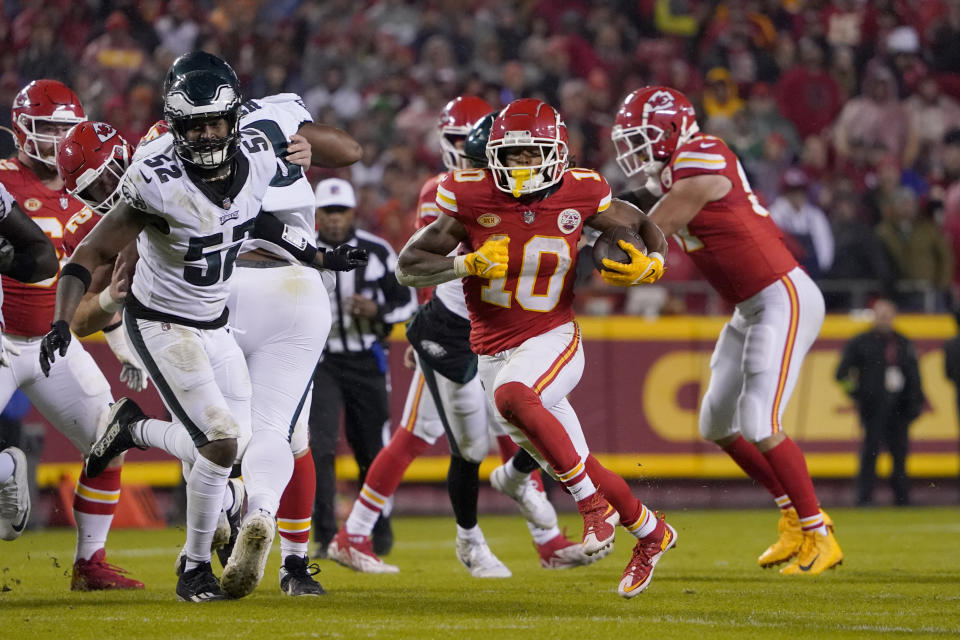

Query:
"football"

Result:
[[592, 226, 646, 272]]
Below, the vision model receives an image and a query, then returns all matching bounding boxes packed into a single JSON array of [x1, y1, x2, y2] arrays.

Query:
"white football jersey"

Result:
[[0, 181, 12, 326], [122, 131, 278, 323], [236, 94, 317, 263]]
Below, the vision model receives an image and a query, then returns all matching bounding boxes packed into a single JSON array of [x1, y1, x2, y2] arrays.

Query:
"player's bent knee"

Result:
[[698, 398, 734, 442], [198, 437, 238, 468], [493, 381, 537, 422], [734, 391, 769, 442]]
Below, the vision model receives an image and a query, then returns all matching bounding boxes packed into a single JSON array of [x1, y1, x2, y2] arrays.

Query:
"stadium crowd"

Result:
[[3, 0, 960, 312]]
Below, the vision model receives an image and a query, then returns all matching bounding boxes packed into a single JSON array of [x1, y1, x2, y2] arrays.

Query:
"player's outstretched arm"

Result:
[[40, 202, 147, 375], [297, 122, 363, 168], [396, 214, 474, 287], [646, 174, 730, 237], [0, 201, 59, 282], [70, 244, 137, 337]]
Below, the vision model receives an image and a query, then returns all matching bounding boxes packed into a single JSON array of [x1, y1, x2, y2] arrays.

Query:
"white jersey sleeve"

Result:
[[237, 94, 318, 263], [124, 132, 279, 324], [0, 180, 14, 221]]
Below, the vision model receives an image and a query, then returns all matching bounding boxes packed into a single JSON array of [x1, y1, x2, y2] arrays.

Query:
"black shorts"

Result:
[[405, 297, 477, 384]]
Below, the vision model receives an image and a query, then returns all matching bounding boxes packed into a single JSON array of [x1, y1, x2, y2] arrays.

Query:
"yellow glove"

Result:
[[600, 240, 665, 286], [455, 236, 509, 279]]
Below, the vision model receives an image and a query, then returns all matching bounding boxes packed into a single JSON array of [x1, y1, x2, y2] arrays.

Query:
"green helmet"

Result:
[[164, 51, 239, 96], [463, 111, 498, 169]]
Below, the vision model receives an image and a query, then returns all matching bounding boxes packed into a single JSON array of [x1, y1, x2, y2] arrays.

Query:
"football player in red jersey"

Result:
[[0, 80, 144, 590], [330, 99, 597, 577], [610, 86, 843, 576], [397, 98, 677, 598]]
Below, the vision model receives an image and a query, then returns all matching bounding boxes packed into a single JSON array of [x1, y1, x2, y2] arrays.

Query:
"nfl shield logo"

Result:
[[60, 196, 69, 209], [523, 210, 535, 224], [223, 197, 232, 209]]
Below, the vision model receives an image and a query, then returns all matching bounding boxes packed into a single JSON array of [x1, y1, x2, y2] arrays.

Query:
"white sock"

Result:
[[280, 538, 309, 559], [135, 419, 197, 464], [501, 460, 528, 486], [526, 522, 561, 545], [74, 513, 113, 561], [240, 430, 293, 517], [456, 524, 484, 543], [184, 454, 231, 571], [345, 495, 381, 537], [0, 451, 14, 484], [626, 506, 657, 539]]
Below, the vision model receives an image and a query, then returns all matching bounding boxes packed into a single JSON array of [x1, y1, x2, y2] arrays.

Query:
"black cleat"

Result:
[[176, 559, 228, 602], [216, 479, 245, 568], [279, 554, 326, 597], [372, 515, 393, 557], [85, 398, 147, 478]]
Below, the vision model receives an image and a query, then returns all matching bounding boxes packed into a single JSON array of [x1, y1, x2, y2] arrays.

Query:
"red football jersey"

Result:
[[0, 158, 90, 336], [61, 206, 99, 258], [658, 134, 797, 303], [436, 167, 611, 355]]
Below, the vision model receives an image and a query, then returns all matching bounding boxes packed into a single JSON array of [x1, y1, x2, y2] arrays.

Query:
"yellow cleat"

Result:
[[758, 508, 803, 568], [779, 529, 844, 576]]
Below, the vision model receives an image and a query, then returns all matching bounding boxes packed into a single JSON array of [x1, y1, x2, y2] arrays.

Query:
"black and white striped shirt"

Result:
[[318, 228, 417, 354]]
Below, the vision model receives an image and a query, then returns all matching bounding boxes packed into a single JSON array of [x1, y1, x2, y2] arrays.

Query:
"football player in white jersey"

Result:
[[39, 62, 341, 602], [56, 54, 365, 598]]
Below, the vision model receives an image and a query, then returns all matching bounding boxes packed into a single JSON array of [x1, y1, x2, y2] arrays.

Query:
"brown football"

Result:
[[592, 227, 646, 272]]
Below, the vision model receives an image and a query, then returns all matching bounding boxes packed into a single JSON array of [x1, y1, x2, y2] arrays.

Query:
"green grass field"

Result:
[[2, 508, 959, 639]]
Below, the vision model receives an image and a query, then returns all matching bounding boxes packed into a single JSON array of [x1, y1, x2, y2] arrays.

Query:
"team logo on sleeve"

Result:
[[121, 179, 147, 211], [557, 209, 581, 234], [661, 166, 673, 190], [477, 213, 500, 228], [24, 198, 41, 211]]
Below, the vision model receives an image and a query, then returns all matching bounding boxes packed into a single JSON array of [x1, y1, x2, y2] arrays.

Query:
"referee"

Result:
[[309, 178, 417, 557]]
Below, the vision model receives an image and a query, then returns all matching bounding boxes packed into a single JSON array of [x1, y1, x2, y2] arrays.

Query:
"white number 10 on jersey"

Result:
[[481, 235, 571, 312]]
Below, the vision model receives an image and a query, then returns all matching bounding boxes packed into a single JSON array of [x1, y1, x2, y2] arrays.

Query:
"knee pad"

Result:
[[493, 381, 536, 423], [734, 390, 765, 442], [742, 324, 775, 375], [698, 394, 734, 442]]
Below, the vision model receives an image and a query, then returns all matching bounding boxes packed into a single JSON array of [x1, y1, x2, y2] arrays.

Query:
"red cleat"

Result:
[[577, 493, 619, 555], [618, 515, 677, 598], [71, 549, 144, 591]]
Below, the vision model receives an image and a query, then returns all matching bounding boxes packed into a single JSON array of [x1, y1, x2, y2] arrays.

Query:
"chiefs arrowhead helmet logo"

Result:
[[646, 90, 676, 113], [94, 122, 116, 143]]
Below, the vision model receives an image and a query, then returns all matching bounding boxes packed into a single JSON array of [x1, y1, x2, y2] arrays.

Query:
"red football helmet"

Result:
[[438, 96, 493, 171], [57, 121, 133, 216], [486, 98, 568, 196], [11, 79, 86, 168], [611, 86, 699, 177]]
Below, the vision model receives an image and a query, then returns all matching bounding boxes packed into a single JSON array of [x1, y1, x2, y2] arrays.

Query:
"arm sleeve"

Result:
[[378, 249, 418, 325]]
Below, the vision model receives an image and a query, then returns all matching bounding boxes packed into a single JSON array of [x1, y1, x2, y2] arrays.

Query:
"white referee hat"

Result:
[[315, 178, 356, 208]]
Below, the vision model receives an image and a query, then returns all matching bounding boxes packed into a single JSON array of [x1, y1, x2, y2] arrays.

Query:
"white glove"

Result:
[[103, 325, 149, 392], [0, 334, 20, 367]]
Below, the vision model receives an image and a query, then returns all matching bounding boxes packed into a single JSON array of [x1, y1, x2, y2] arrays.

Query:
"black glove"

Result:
[[39, 320, 71, 377], [0, 236, 14, 273], [323, 244, 369, 272]]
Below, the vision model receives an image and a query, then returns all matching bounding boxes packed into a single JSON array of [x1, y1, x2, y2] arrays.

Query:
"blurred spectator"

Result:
[[884, 26, 927, 97], [836, 297, 924, 506], [825, 191, 893, 307], [875, 187, 954, 308], [769, 168, 834, 279], [746, 131, 793, 205], [937, 129, 960, 293], [154, 0, 200, 57], [904, 76, 960, 176], [864, 156, 908, 225], [729, 82, 800, 164], [701, 67, 744, 133], [303, 65, 363, 122], [18, 18, 72, 84], [834, 63, 918, 169], [80, 12, 148, 97], [775, 37, 843, 140], [929, 0, 960, 74]]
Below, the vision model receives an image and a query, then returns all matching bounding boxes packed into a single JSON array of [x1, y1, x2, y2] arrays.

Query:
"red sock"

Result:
[[277, 450, 316, 546], [494, 382, 581, 474], [723, 435, 787, 499], [762, 436, 820, 520], [364, 428, 431, 498], [496, 435, 518, 462], [74, 467, 122, 517], [585, 455, 643, 525]]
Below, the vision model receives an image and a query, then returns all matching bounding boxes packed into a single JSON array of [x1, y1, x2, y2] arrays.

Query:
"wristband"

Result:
[[648, 252, 664, 264], [60, 262, 92, 292], [453, 254, 469, 277], [98, 288, 123, 313]]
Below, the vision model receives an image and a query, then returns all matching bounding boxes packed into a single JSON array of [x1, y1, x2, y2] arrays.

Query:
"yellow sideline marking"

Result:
[[36, 452, 959, 488]]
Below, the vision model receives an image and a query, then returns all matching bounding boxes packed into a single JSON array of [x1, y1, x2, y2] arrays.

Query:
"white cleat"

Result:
[[490, 464, 558, 530], [537, 532, 613, 569], [220, 509, 276, 598], [0, 446, 30, 540], [456, 536, 512, 578], [327, 529, 399, 574]]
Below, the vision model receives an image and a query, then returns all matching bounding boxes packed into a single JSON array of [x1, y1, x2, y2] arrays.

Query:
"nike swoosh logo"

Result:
[[12, 511, 27, 532], [139, 171, 153, 183], [799, 554, 819, 571], [700, 143, 716, 148]]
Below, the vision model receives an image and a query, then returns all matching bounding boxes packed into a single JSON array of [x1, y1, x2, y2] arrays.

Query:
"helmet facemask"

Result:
[[611, 123, 665, 178], [487, 133, 568, 197], [70, 145, 131, 216], [168, 112, 240, 169], [439, 130, 471, 171], [16, 114, 84, 168]]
